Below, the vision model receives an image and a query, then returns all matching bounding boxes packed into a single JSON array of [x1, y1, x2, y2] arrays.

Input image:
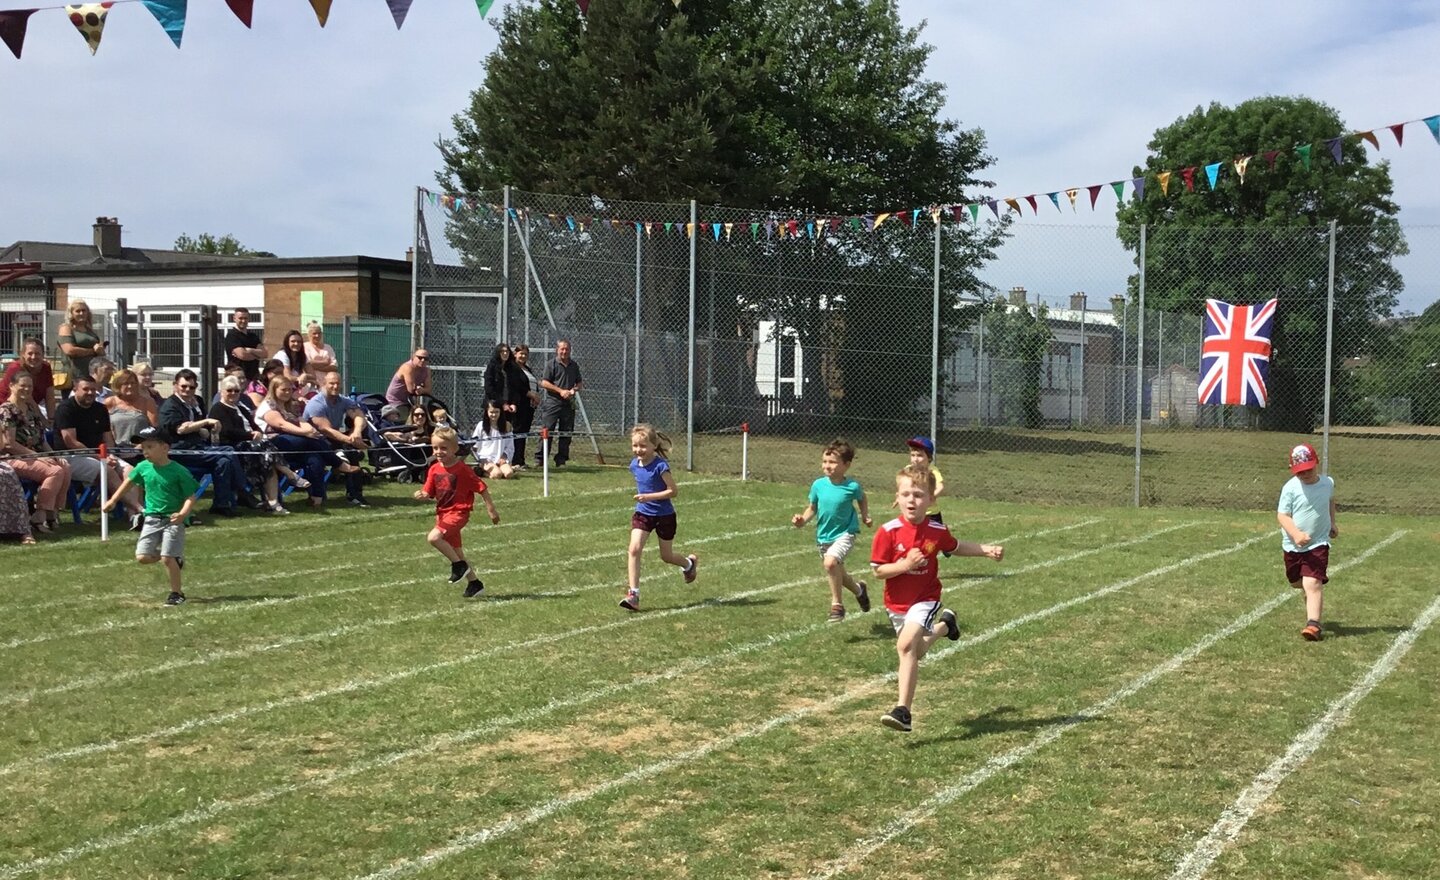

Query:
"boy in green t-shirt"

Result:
[[792, 438, 872, 622], [104, 427, 198, 605]]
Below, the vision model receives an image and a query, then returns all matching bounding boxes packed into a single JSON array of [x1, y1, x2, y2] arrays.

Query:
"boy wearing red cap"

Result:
[[1276, 442, 1337, 641]]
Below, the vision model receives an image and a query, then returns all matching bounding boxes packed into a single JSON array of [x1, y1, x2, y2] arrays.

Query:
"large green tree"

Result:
[[1116, 96, 1406, 432], [173, 232, 272, 257], [437, 0, 1005, 428]]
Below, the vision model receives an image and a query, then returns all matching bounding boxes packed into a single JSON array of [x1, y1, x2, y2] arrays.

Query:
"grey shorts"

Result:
[[136, 516, 186, 560], [818, 532, 856, 562]]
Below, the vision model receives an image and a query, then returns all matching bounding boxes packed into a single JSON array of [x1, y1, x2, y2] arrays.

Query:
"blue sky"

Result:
[[2, 0, 1436, 311]]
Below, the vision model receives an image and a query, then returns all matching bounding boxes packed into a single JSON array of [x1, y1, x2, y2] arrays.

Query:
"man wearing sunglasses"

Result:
[[158, 369, 254, 517], [384, 349, 433, 421]]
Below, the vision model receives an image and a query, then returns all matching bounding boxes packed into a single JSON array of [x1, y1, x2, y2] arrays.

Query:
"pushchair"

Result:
[[354, 392, 473, 483]]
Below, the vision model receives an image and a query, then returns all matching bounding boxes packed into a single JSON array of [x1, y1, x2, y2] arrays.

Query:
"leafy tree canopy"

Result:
[[173, 232, 272, 258]]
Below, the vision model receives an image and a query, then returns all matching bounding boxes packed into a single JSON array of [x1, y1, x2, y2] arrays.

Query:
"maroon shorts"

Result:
[[436, 509, 470, 549], [631, 511, 678, 541], [1283, 545, 1329, 585]]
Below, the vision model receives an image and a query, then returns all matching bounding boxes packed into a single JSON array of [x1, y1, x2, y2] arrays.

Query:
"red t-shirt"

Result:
[[0, 360, 53, 406], [870, 517, 959, 612], [423, 460, 485, 514]]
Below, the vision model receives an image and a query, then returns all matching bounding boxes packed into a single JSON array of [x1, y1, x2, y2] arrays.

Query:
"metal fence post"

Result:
[[1323, 219, 1338, 474], [113, 297, 129, 368], [1078, 294, 1087, 425], [634, 229, 642, 426], [1133, 225, 1146, 507], [199, 304, 218, 406], [930, 212, 941, 439], [976, 312, 985, 425], [502, 185, 512, 344], [410, 187, 421, 351], [342, 314, 352, 393], [686, 199, 697, 471]]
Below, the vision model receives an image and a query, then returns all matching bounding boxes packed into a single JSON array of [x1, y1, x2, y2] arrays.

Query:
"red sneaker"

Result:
[[1301, 624, 1323, 641]]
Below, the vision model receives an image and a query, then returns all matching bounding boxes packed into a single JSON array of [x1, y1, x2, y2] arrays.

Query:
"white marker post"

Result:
[[541, 428, 550, 498], [97, 443, 109, 543], [741, 422, 749, 481]]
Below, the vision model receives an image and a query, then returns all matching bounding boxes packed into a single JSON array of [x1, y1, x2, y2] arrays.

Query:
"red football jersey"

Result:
[[423, 460, 485, 514], [870, 517, 959, 612]]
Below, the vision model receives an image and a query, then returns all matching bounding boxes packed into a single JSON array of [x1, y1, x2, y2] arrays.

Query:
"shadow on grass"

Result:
[[846, 621, 899, 643], [1325, 620, 1409, 638], [907, 705, 1086, 747], [186, 594, 299, 604]]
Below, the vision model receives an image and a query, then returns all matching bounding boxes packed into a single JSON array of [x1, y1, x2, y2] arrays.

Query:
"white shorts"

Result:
[[818, 532, 856, 562], [887, 600, 941, 635], [136, 516, 186, 560]]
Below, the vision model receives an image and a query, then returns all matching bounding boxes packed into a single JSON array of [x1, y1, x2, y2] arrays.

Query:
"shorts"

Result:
[[886, 600, 941, 635], [1283, 545, 1329, 585], [631, 511, 678, 541], [436, 509, 471, 549], [136, 516, 186, 560], [818, 532, 856, 562]]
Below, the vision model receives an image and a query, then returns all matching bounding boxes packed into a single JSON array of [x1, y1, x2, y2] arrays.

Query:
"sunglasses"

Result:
[[415, 356, 429, 361]]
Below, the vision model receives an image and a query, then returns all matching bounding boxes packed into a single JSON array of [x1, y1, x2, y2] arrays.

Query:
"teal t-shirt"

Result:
[[131, 459, 200, 516], [808, 476, 864, 545], [1277, 474, 1335, 552]]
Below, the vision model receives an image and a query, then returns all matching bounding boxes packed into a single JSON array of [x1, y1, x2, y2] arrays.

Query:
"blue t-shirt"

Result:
[[809, 476, 865, 545], [631, 456, 675, 516], [1278, 474, 1335, 552], [301, 393, 354, 431]]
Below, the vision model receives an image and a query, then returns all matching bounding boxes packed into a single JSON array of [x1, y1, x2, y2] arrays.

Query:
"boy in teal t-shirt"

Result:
[[792, 438, 872, 622], [1276, 442, 1338, 641], [105, 427, 198, 605]]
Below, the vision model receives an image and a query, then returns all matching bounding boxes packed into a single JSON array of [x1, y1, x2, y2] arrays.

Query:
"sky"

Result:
[[2, 0, 1437, 312]]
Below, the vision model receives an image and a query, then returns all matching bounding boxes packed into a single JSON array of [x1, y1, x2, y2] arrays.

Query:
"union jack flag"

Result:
[[1198, 298, 1277, 407]]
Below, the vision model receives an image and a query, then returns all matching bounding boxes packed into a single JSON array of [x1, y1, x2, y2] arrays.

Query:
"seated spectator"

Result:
[[89, 358, 118, 404], [158, 368, 254, 517], [0, 372, 71, 532], [383, 348, 431, 421], [105, 368, 158, 445], [0, 453, 35, 545], [304, 322, 339, 387], [132, 362, 165, 409], [302, 372, 371, 509], [211, 376, 306, 516], [472, 400, 515, 480], [0, 338, 60, 420], [406, 404, 434, 440], [254, 377, 337, 508], [55, 375, 143, 526], [275, 330, 315, 393], [247, 359, 286, 409]]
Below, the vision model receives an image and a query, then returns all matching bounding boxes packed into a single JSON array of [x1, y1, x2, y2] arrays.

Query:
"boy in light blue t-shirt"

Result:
[[1277, 442, 1338, 642], [792, 438, 872, 622]]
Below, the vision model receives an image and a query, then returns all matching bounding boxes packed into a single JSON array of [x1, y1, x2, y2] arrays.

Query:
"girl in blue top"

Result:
[[621, 423, 697, 611]]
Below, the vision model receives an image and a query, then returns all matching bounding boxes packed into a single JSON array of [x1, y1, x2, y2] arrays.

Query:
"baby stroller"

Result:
[[356, 392, 472, 483]]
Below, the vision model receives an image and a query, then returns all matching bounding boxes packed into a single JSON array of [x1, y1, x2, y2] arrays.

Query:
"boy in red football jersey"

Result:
[[871, 464, 1003, 731], [414, 426, 500, 597]]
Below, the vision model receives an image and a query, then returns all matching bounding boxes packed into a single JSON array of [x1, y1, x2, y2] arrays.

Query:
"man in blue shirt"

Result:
[[302, 372, 371, 509]]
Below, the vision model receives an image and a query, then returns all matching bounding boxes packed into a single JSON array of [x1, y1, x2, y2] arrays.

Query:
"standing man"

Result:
[[303, 371, 372, 508], [158, 368, 253, 517], [384, 348, 433, 421], [536, 339, 583, 467], [224, 307, 267, 383], [54, 375, 143, 525]]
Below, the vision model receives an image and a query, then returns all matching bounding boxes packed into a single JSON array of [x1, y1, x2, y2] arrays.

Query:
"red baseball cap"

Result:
[[1289, 442, 1318, 475]]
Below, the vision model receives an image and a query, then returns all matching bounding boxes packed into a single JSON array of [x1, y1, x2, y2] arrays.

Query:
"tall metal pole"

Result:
[[523, 209, 532, 345], [410, 187, 421, 351], [976, 312, 985, 425], [1133, 225, 1147, 507], [633, 229, 642, 426], [1322, 219, 1338, 474], [1157, 310, 1165, 419], [1078, 294, 1087, 425], [501, 185, 511, 343], [341, 315, 352, 393], [930, 213, 941, 440], [686, 200, 697, 471]]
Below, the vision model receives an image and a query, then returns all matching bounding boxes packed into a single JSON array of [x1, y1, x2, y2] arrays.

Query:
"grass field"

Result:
[[2, 463, 1437, 879]]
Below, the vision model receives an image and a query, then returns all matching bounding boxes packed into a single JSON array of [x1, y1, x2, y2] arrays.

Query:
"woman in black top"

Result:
[[483, 343, 519, 416]]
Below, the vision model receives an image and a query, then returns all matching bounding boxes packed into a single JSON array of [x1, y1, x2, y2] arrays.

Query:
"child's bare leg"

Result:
[[822, 555, 850, 606], [656, 537, 689, 569], [1302, 577, 1324, 622], [428, 527, 462, 563], [627, 528, 650, 591], [161, 556, 182, 591], [895, 622, 932, 709]]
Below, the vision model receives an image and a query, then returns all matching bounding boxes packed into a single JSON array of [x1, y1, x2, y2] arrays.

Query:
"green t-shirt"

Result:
[[808, 476, 865, 545], [131, 459, 199, 516]]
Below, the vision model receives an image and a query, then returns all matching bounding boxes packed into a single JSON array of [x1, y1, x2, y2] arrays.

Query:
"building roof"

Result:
[[41, 254, 417, 282], [0, 239, 262, 268]]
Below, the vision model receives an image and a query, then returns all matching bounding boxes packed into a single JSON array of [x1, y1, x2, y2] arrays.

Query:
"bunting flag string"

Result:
[[415, 109, 1440, 241]]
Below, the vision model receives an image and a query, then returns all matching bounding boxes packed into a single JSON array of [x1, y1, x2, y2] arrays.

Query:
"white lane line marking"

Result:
[[812, 530, 1409, 878]]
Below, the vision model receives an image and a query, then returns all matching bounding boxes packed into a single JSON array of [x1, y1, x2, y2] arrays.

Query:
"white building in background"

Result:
[[754, 319, 804, 403]]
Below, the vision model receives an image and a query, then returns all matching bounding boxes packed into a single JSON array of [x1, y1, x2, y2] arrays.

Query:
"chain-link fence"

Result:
[[410, 188, 1439, 513]]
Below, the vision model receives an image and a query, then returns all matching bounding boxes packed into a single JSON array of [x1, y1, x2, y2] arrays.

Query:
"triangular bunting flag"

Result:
[[985, 200, 999, 218], [1131, 177, 1145, 201], [645, 222, 654, 239], [806, 221, 817, 237], [1204, 162, 1221, 190], [1004, 198, 1021, 215], [787, 219, 798, 237], [1086, 185, 1102, 210], [1158, 171, 1172, 196], [1296, 143, 1313, 170], [577, 0, 590, 14], [565, 215, 575, 230], [1358, 130, 1380, 151], [1180, 167, 1196, 191], [724, 223, 733, 242], [1425, 116, 1440, 144], [848, 217, 862, 230], [829, 217, 842, 232], [911, 209, 921, 226], [1064, 189, 1079, 211], [140, 0, 185, 46], [1110, 181, 1125, 203], [1326, 137, 1343, 163], [1263, 150, 1279, 169], [1232, 156, 1250, 184], [0, 9, 35, 58], [1024, 195, 1038, 215], [475, 0, 495, 16], [1046, 192, 1060, 212], [874, 212, 891, 228], [950, 206, 964, 222], [1388, 123, 1405, 147], [967, 204, 980, 223], [895, 213, 912, 228], [222, 0, 251, 26], [385, 0, 413, 29], [684, 223, 694, 239], [664, 222, 674, 234], [929, 206, 942, 224], [712, 223, 721, 241], [859, 215, 873, 232], [749, 222, 758, 241], [66, 3, 112, 54], [309, 0, 331, 26]]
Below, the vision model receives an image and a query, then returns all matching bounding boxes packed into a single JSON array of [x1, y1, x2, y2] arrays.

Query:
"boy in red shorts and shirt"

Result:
[[871, 464, 1003, 732], [1277, 442, 1337, 641], [414, 426, 500, 597]]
